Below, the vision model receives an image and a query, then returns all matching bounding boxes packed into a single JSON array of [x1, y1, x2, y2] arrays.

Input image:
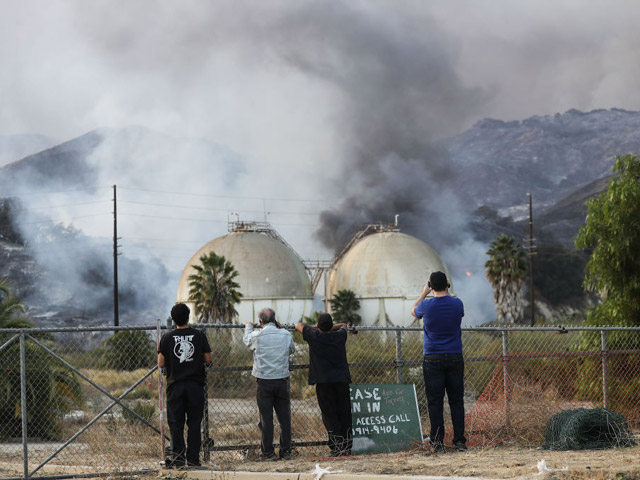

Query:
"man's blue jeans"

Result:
[[422, 353, 466, 445]]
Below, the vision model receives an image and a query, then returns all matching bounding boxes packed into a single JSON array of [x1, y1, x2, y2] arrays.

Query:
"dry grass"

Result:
[[464, 379, 597, 448], [79, 368, 160, 400]]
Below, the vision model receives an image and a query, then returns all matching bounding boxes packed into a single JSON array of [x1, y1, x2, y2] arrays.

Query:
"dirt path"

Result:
[[2, 444, 638, 479], [209, 445, 640, 479]]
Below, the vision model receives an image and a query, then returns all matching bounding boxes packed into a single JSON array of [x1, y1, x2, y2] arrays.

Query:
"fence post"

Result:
[[20, 333, 29, 478], [601, 329, 609, 409], [395, 329, 403, 384], [501, 330, 511, 428], [156, 319, 166, 464], [202, 326, 212, 462]]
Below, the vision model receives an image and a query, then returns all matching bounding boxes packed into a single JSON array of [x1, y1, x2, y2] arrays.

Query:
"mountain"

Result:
[[0, 127, 246, 327], [0, 202, 174, 327], [0, 126, 243, 195], [441, 109, 640, 318], [534, 175, 612, 247], [445, 108, 640, 215], [0, 134, 55, 167], [0, 131, 102, 193], [2, 110, 638, 325]]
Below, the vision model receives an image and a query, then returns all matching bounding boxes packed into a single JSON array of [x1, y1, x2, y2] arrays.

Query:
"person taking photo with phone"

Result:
[[411, 271, 466, 453]]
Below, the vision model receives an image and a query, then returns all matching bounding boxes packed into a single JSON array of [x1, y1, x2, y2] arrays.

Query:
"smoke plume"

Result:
[[4, 1, 640, 324]]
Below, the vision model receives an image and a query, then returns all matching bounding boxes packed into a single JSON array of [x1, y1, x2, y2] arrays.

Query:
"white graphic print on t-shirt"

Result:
[[173, 335, 195, 363]]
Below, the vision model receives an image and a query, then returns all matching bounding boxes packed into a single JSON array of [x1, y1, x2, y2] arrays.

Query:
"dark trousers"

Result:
[[166, 380, 205, 465], [422, 353, 466, 445], [256, 378, 291, 456], [316, 382, 353, 455]]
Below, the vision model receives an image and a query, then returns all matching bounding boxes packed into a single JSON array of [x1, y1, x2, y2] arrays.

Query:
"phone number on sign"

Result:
[[353, 425, 399, 436]]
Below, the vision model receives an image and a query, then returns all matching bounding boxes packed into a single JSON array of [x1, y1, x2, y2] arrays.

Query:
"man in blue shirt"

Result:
[[411, 271, 466, 453], [243, 308, 295, 460]]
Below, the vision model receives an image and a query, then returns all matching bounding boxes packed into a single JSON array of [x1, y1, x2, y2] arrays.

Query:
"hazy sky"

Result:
[[3, 1, 640, 142], [3, 0, 640, 323]]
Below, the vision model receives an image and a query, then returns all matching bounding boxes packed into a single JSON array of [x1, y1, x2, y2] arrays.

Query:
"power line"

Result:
[[126, 236, 208, 244], [12, 213, 111, 225], [118, 212, 321, 227], [3, 186, 111, 197], [125, 245, 203, 252], [119, 200, 324, 216], [15, 201, 111, 211], [119, 213, 227, 223], [117, 186, 342, 204]]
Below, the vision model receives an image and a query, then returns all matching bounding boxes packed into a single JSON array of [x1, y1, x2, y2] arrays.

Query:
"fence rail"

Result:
[[1, 323, 639, 480]]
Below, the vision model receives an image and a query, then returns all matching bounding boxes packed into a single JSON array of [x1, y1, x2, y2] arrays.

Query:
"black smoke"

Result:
[[258, 3, 489, 250]]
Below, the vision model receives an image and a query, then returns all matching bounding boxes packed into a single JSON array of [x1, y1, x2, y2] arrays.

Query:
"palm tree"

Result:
[[329, 289, 362, 326], [0, 278, 30, 330], [188, 252, 243, 323], [0, 278, 83, 440], [485, 234, 528, 324]]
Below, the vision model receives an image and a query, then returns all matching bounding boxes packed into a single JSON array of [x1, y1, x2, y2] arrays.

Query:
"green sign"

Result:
[[350, 384, 423, 454]]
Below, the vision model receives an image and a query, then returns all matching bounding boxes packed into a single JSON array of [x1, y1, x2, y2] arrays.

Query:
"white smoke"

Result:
[[3, 1, 640, 324]]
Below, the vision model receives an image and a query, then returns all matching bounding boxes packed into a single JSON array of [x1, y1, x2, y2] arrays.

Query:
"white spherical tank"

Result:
[[327, 231, 453, 326], [177, 231, 314, 324]]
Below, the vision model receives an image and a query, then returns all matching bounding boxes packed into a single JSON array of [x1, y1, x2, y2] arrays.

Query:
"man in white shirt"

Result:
[[243, 307, 295, 460]]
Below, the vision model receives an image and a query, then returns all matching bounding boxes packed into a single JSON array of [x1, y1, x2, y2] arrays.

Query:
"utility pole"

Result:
[[527, 193, 535, 326], [113, 185, 120, 327]]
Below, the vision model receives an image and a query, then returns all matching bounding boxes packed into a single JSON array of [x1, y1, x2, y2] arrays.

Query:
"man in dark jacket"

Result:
[[158, 303, 212, 468], [296, 313, 352, 456]]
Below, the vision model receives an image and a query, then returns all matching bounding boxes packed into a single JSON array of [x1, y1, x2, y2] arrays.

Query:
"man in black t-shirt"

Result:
[[158, 303, 212, 468], [295, 313, 352, 456]]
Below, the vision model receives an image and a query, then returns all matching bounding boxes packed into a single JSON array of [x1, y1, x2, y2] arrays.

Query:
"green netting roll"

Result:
[[543, 408, 636, 450]]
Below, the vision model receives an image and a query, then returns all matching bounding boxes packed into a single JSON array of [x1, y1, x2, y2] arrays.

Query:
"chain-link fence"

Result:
[[1, 323, 639, 479]]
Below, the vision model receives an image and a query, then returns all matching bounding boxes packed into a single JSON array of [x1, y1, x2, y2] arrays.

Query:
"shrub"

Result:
[[100, 330, 156, 371], [0, 342, 83, 440], [122, 401, 156, 425]]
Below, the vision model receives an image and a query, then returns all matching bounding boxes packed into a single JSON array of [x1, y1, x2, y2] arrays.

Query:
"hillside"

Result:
[[0, 126, 242, 195], [0, 133, 54, 167], [0, 126, 245, 326], [446, 108, 640, 215], [2, 110, 639, 325]]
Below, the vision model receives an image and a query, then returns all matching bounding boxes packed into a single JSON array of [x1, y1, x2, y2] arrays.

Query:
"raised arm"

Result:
[[242, 322, 256, 349], [411, 281, 432, 317]]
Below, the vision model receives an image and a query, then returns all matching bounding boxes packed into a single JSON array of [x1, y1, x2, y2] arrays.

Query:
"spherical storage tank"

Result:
[[176, 229, 314, 324], [327, 231, 453, 327]]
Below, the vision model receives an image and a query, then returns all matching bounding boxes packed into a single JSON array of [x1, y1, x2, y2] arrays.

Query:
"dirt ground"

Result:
[[207, 445, 640, 479], [2, 444, 639, 479]]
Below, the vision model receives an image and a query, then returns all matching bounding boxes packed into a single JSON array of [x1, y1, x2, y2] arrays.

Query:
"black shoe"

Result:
[[257, 453, 278, 462], [431, 442, 446, 453], [279, 451, 292, 460], [454, 441, 468, 452], [165, 457, 185, 468]]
